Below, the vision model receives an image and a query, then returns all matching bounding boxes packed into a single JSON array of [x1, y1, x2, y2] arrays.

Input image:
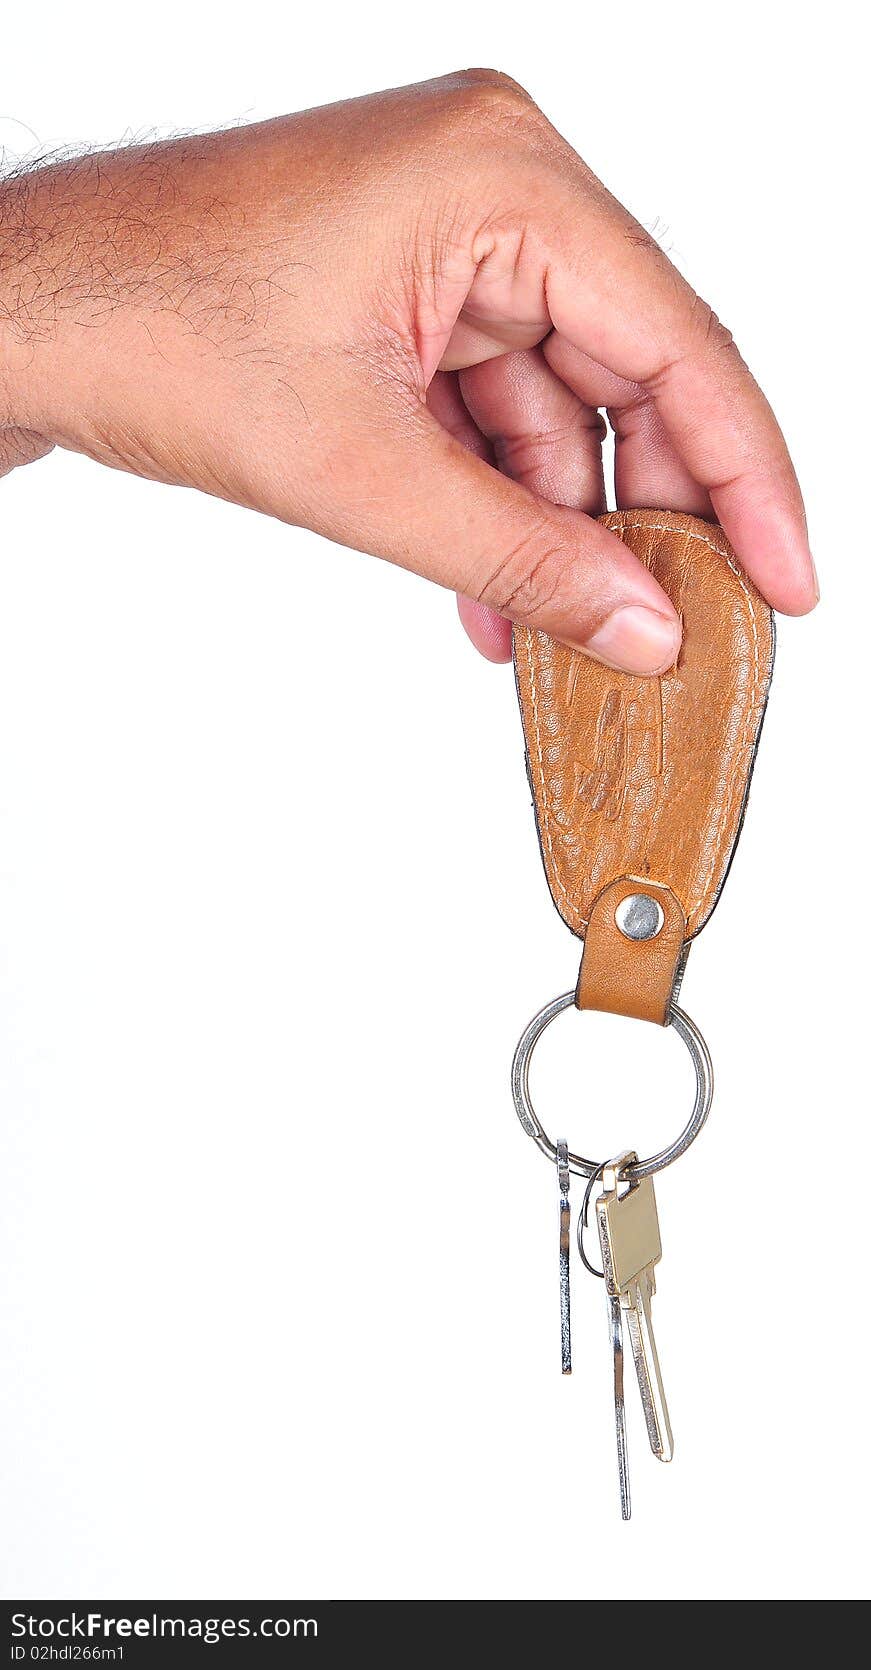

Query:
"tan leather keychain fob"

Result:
[[513, 509, 774, 1026], [509, 509, 775, 1520]]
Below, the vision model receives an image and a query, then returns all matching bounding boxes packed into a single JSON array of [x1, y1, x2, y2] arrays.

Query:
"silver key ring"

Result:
[[511, 990, 713, 1183]]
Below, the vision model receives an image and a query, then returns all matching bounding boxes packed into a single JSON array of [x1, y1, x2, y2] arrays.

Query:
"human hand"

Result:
[[0, 71, 817, 671]]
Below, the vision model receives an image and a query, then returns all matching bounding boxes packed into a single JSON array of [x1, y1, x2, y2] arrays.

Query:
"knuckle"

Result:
[[690, 297, 747, 369], [438, 67, 542, 135], [648, 298, 751, 392], [695, 298, 728, 345], [449, 66, 534, 102], [477, 523, 576, 622]]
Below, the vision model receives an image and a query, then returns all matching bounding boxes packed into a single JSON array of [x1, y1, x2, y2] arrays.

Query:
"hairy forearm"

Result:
[[0, 128, 329, 498], [0, 151, 163, 420], [0, 146, 186, 436], [1, 126, 329, 414]]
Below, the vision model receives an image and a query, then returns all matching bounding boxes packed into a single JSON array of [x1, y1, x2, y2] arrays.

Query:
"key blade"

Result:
[[559, 1190, 571, 1374], [607, 1294, 631, 1520], [625, 1269, 674, 1463], [557, 1139, 571, 1375]]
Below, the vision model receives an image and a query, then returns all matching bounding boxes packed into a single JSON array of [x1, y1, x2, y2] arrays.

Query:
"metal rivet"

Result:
[[614, 893, 664, 941]]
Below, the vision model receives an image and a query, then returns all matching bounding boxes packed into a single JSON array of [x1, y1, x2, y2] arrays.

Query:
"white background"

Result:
[[1, 0, 867, 1603]]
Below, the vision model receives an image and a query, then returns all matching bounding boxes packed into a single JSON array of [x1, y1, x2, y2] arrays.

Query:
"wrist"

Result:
[[0, 178, 24, 426], [0, 157, 113, 444], [0, 170, 54, 433]]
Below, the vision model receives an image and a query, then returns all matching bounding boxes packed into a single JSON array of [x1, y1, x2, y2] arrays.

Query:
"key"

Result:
[[594, 1151, 636, 1518], [624, 1266, 672, 1464], [607, 1293, 631, 1520], [596, 1154, 674, 1467], [557, 1139, 571, 1374]]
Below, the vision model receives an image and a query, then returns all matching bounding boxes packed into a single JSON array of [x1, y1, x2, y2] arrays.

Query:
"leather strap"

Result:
[[513, 510, 775, 1024], [574, 878, 686, 1025]]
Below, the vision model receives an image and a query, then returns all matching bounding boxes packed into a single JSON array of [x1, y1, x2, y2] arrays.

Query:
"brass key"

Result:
[[624, 1266, 672, 1464], [596, 1152, 673, 1514]]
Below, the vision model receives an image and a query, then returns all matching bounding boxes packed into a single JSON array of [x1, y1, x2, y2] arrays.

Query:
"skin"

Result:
[[0, 71, 817, 671]]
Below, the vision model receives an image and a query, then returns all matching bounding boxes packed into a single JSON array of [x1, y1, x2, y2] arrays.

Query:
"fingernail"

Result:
[[583, 606, 681, 675], [810, 552, 820, 604]]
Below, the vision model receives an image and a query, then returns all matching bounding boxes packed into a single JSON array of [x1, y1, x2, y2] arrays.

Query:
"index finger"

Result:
[[539, 177, 817, 615]]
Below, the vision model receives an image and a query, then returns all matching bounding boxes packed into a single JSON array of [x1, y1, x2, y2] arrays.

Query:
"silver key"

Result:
[[607, 1293, 630, 1520], [557, 1139, 571, 1374], [596, 1152, 673, 1509]]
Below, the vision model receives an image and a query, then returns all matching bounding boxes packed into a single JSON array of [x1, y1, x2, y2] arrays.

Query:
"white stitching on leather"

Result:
[[522, 625, 586, 925]]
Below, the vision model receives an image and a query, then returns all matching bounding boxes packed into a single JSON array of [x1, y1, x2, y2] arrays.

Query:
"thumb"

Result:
[[348, 407, 680, 675]]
